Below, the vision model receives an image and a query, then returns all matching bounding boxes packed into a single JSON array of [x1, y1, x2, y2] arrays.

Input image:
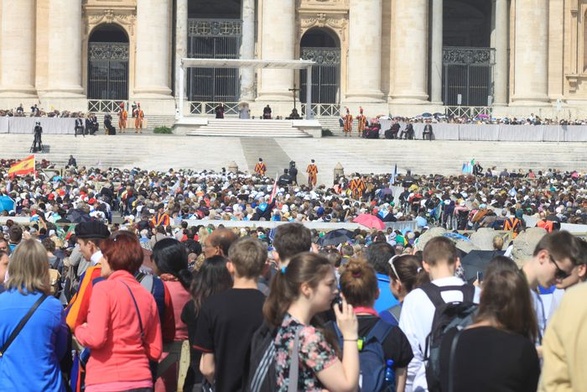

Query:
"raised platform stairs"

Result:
[[179, 118, 316, 138]]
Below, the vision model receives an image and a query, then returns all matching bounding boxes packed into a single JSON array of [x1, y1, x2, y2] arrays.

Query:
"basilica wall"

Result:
[[3, 1, 587, 119]]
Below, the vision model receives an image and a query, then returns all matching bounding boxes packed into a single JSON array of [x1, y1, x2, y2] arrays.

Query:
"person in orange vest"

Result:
[[356, 107, 367, 137], [503, 212, 523, 238], [349, 176, 366, 200], [536, 211, 556, 232], [343, 107, 353, 137], [118, 103, 128, 133], [151, 203, 170, 228], [306, 159, 318, 188], [134, 103, 144, 133], [254, 158, 267, 176]]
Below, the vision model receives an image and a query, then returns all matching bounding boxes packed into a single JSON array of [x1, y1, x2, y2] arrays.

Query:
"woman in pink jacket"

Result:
[[75, 231, 162, 392]]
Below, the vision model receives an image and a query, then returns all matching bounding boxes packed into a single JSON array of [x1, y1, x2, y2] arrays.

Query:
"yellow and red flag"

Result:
[[8, 155, 35, 178]]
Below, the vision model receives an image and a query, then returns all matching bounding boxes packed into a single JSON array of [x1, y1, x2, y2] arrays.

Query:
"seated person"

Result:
[[386, 122, 400, 139], [400, 122, 415, 139], [286, 108, 301, 120]]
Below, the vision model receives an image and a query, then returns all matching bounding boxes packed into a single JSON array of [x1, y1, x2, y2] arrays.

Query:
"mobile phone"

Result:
[[332, 294, 343, 311], [476, 271, 484, 282]]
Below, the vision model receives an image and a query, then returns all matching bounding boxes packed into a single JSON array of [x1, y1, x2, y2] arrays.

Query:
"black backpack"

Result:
[[422, 283, 477, 392], [246, 322, 279, 392]]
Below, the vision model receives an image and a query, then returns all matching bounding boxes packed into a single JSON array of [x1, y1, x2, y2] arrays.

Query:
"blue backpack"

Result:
[[331, 319, 395, 392]]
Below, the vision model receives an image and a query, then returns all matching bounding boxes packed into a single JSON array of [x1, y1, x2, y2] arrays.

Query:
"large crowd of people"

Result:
[[1, 159, 587, 391]]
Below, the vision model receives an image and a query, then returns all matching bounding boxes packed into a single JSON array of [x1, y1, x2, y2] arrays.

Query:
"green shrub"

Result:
[[322, 128, 334, 137], [154, 126, 172, 134]]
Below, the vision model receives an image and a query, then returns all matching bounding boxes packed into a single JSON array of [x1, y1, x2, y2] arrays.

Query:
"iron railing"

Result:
[[189, 102, 241, 116], [88, 100, 125, 113], [301, 103, 340, 117], [445, 106, 493, 119]]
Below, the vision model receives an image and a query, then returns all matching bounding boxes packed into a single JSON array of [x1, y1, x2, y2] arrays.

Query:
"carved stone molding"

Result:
[[84, 7, 136, 37], [299, 13, 348, 43]]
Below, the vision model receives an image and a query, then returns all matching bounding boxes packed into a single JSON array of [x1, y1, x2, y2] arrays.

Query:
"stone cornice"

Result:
[[300, 12, 348, 30], [300, 0, 349, 11]]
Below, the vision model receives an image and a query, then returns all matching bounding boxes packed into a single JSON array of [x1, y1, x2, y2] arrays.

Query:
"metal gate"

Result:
[[187, 19, 241, 102], [87, 42, 129, 100], [443, 47, 495, 106], [300, 47, 340, 105]]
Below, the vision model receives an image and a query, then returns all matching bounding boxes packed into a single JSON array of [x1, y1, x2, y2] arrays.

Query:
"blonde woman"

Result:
[[0, 239, 69, 391]]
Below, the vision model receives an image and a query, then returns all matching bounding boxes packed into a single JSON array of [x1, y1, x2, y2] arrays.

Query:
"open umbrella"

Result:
[[353, 213, 385, 230], [461, 250, 505, 283], [0, 195, 15, 212], [320, 228, 355, 246], [421, 112, 433, 118]]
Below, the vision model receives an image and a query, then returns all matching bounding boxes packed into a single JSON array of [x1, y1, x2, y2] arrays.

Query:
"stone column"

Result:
[[257, 0, 295, 101], [430, 0, 443, 103], [346, 0, 383, 102], [46, 0, 83, 96], [492, 0, 509, 105], [240, 0, 255, 101], [511, 0, 548, 104], [391, 0, 429, 102], [135, 0, 172, 97], [174, 0, 188, 101], [0, 0, 36, 95]]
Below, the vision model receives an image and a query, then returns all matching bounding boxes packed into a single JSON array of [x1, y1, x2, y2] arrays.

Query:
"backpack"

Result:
[[330, 319, 395, 392], [136, 271, 166, 325], [386, 304, 402, 325], [422, 283, 478, 392], [246, 322, 279, 392]]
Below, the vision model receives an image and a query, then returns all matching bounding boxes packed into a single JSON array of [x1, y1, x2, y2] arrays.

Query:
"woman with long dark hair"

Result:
[[438, 269, 540, 392], [181, 255, 232, 391], [264, 252, 359, 392], [384, 254, 429, 325], [151, 238, 193, 392]]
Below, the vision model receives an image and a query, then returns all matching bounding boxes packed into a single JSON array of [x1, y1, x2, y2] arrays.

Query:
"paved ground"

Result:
[[0, 132, 583, 185]]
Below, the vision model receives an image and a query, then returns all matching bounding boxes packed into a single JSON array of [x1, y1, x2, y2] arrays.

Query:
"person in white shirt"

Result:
[[399, 237, 480, 392]]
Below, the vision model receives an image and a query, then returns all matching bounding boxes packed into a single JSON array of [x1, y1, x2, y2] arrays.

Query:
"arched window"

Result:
[[300, 28, 341, 105], [87, 24, 129, 100]]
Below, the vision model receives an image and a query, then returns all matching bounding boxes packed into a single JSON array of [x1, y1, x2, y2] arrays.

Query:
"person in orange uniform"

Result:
[[151, 203, 170, 228], [118, 103, 128, 133], [254, 158, 267, 176], [356, 107, 367, 137], [343, 107, 353, 137], [134, 103, 144, 133], [349, 176, 366, 200], [306, 159, 318, 188]]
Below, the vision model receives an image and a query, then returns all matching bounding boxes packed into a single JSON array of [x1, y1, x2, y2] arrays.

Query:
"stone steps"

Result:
[[0, 133, 583, 185], [185, 119, 311, 138], [317, 116, 344, 135]]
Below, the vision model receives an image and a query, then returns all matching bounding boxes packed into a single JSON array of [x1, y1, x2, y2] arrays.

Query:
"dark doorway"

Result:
[[87, 24, 129, 100], [442, 0, 494, 106], [300, 28, 341, 106]]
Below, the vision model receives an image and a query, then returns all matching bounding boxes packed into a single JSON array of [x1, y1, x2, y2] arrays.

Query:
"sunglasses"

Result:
[[388, 255, 400, 281], [549, 254, 570, 280]]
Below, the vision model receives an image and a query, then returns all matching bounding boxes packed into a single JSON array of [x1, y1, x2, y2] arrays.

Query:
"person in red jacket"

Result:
[[75, 231, 162, 391]]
